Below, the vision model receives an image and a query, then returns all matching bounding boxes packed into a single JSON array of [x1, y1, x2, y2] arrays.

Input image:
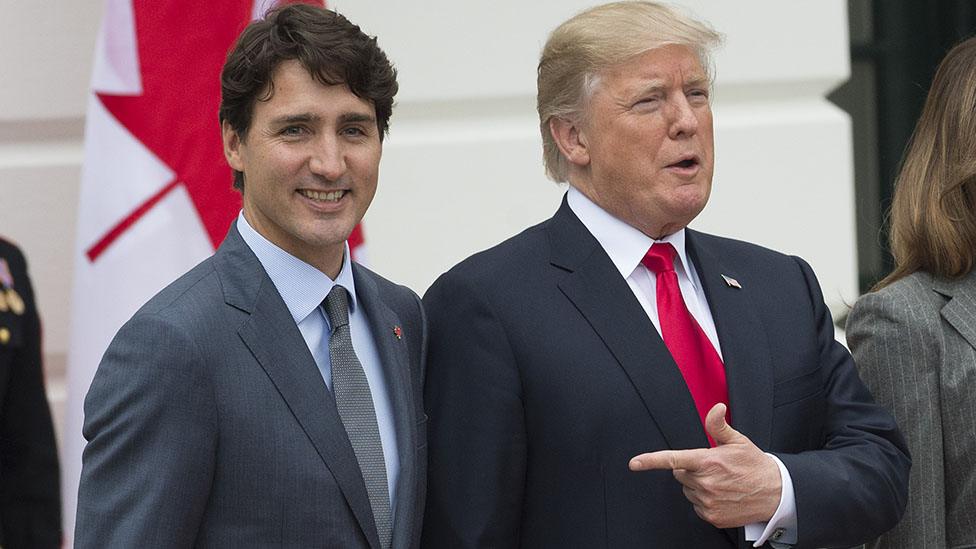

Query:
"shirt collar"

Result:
[[566, 186, 697, 289], [236, 211, 358, 323]]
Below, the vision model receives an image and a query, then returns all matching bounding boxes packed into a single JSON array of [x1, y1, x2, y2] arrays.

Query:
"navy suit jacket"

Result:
[[76, 226, 427, 548], [422, 198, 909, 548]]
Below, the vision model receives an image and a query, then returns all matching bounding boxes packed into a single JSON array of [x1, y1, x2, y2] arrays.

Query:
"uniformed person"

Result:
[[0, 238, 61, 548]]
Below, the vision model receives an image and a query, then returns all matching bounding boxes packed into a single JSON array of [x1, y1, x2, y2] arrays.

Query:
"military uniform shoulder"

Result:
[[0, 236, 26, 266], [0, 237, 31, 343]]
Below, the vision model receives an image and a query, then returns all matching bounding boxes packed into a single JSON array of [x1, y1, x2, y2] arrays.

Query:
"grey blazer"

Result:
[[75, 226, 427, 548], [848, 270, 976, 549]]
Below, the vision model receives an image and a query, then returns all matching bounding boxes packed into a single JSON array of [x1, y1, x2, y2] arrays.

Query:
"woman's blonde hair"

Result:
[[878, 36, 976, 289], [536, 1, 721, 182]]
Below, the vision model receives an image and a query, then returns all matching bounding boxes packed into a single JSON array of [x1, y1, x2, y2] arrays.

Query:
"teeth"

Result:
[[300, 189, 346, 202]]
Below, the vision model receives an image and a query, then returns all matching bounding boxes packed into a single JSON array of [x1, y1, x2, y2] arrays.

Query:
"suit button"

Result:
[[0, 327, 9, 344]]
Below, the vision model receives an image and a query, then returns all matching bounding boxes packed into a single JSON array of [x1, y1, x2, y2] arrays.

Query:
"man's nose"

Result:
[[667, 95, 699, 139], [308, 138, 346, 181]]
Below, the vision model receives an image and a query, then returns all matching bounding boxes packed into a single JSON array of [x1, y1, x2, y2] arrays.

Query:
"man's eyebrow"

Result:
[[631, 75, 709, 97], [338, 112, 376, 125], [270, 113, 321, 125], [269, 111, 376, 126], [630, 79, 667, 97]]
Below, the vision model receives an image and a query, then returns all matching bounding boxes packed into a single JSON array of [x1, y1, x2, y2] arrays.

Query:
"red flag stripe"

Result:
[[85, 178, 181, 262]]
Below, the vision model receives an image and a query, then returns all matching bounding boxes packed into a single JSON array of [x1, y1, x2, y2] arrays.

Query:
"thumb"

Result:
[[705, 403, 742, 446]]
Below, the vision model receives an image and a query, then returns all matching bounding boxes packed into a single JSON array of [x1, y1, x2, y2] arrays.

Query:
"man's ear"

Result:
[[221, 121, 244, 172], [549, 117, 590, 168]]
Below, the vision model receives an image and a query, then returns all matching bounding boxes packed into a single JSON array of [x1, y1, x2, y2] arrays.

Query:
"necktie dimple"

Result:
[[323, 285, 393, 548], [641, 242, 729, 446]]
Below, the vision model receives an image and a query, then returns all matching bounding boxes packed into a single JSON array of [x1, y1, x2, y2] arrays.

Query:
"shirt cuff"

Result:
[[743, 453, 797, 547]]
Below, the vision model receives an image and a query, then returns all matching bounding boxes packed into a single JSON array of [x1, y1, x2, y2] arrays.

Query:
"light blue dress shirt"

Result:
[[236, 213, 400, 518]]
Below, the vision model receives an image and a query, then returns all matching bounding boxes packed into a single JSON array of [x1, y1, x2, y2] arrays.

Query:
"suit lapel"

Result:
[[934, 272, 976, 351], [685, 230, 773, 450], [548, 200, 707, 450], [214, 228, 381, 549], [354, 265, 419, 549]]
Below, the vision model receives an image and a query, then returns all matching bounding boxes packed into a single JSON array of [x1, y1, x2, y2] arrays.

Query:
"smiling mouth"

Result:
[[298, 189, 347, 202]]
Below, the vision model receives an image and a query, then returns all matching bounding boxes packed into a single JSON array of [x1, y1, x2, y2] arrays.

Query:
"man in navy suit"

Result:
[[421, 3, 909, 548]]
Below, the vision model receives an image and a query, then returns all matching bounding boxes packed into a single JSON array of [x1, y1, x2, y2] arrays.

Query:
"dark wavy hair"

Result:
[[219, 4, 398, 190]]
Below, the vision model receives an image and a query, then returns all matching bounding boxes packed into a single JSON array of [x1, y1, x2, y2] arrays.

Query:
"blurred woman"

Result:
[[847, 36, 976, 549]]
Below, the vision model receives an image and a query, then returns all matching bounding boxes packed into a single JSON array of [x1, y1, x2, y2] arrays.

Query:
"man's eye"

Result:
[[281, 126, 307, 136], [342, 126, 367, 137]]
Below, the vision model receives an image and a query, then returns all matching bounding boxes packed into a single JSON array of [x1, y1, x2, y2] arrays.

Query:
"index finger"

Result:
[[629, 448, 710, 472]]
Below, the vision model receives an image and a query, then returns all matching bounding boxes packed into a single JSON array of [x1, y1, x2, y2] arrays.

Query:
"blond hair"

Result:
[[877, 36, 976, 289], [537, 1, 722, 182]]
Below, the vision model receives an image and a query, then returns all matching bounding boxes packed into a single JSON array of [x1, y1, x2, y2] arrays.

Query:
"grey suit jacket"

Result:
[[75, 226, 427, 549], [848, 270, 976, 549]]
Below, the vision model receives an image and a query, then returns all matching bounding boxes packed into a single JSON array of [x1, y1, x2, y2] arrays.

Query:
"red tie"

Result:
[[642, 242, 729, 446]]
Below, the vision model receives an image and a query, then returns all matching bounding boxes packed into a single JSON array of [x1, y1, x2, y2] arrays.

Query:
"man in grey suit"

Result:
[[75, 5, 426, 548]]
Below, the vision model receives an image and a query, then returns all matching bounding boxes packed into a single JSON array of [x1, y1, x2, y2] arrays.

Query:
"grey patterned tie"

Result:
[[323, 285, 393, 549]]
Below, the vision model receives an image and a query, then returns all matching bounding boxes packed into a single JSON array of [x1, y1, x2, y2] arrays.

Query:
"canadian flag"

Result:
[[61, 0, 363, 543]]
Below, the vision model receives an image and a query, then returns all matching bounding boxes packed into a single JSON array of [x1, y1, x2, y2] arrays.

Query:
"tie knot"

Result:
[[642, 242, 677, 274], [323, 285, 351, 330]]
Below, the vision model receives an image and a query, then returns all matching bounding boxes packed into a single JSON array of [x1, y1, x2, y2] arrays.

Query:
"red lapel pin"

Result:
[[393, 325, 403, 340]]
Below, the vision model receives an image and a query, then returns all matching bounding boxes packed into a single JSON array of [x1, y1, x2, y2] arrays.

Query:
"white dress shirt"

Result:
[[237, 212, 400, 519], [567, 188, 797, 547]]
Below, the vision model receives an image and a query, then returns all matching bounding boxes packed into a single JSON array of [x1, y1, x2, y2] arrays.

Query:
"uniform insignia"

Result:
[[0, 259, 24, 315], [0, 259, 12, 288], [6, 289, 24, 315]]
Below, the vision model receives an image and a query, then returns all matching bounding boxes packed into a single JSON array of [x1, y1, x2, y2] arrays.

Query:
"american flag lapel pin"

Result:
[[721, 274, 742, 289], [393, 325, 403, 340]]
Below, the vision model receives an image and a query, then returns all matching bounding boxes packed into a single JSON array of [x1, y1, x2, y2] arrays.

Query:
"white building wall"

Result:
[[0, 0, 854, 462], [343, 0, 856, 309]]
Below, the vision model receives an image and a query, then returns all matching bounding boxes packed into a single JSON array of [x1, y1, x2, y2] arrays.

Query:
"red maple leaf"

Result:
[[87, 0, 352, 262]]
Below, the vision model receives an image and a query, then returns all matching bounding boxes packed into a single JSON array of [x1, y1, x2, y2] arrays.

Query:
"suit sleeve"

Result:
[[846, 286, 944, 548], [75, 313, 217, 548], [421, 272, 526, 549], [0, 250, 61, 549], [772, 257, 910, 549]]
